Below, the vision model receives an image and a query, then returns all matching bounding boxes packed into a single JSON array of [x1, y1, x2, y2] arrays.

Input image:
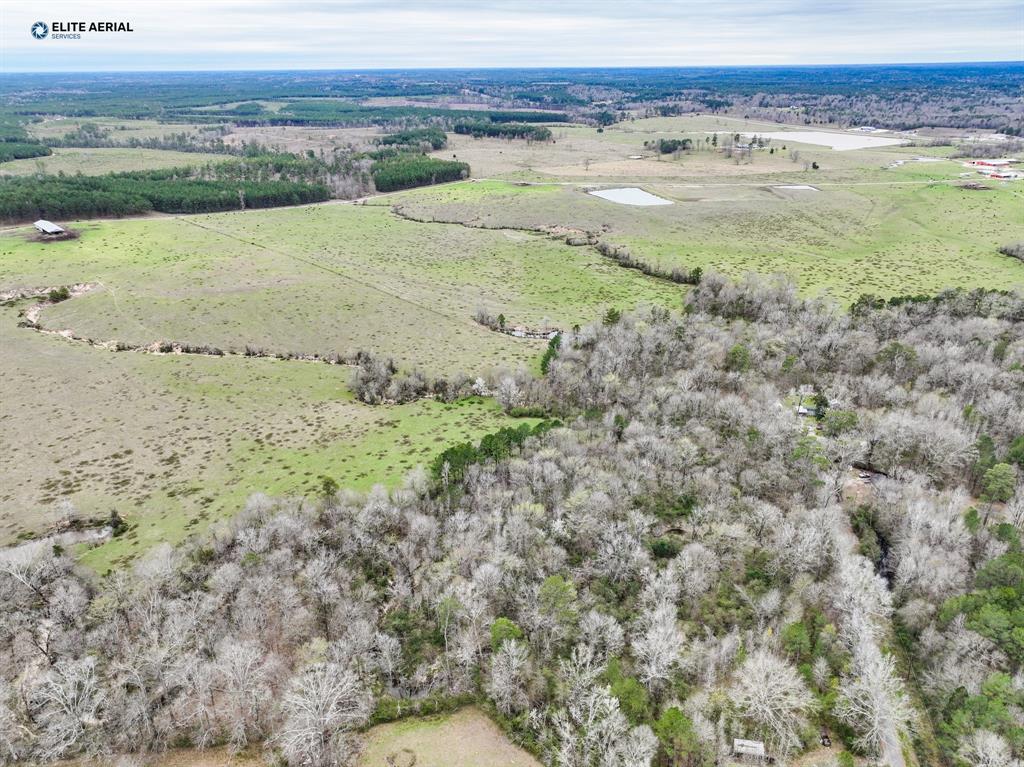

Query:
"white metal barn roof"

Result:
[[33, 220, 65, 235], [733, 739, 766, 757]]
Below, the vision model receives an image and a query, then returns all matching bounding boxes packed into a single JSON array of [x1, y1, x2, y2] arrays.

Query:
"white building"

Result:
[[33, 220, 65, 235]]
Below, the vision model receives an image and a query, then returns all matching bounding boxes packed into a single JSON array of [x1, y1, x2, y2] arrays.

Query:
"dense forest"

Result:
[[2, 64, 1021, 131], [2, 276, 1021, 767], [0, 117, 52, 162], [226, 103, 568, 130], [0, 142, 51, 162], [0, 138, 476, 221], [453, 122, 553, 141], [370, 155, 469, 193], [379, 127, 448, 151], [0, 170, 329, 221]]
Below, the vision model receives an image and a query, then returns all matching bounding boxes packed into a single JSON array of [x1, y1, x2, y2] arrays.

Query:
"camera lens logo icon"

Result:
[[31, 21, 49, 40]]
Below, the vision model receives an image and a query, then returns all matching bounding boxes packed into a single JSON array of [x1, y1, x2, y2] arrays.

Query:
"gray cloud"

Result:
[[2, 0, 1021, 71]]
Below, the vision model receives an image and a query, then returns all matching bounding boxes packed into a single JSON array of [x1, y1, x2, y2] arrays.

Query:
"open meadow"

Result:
[[2, 109, 1021, 566], [26, 117, 211, 142], [2, 112, 1021, 563], [0, 198, 679, 566], [0, 298, 527, 570], [1, 204, 679, 373], [0, 146, 228, 176], [382, 175, 1024, 303]]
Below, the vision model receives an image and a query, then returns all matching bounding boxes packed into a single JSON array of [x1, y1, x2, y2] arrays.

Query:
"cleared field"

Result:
[[1, 204, 679, 374], [0, 298, 526, 569], [0, 146, 228, 176], [435, 116, 950, 183], [381, 179, 1024, 303], [0, 201, 679, 565], [357, 707, 541, 767], [27, 117, 208, 141], [223, 125, 383, 153]]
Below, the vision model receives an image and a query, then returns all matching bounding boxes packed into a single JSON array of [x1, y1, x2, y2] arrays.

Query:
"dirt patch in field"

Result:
[[357, 707, 540, 767]]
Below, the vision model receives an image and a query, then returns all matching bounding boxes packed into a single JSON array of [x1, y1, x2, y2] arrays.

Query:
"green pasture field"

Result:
[[0, 147, 229, 176], [3, 111, 1019, 571], [380, 178, 1024, 303], [0, 201, 679, 565], [0, 300, 528, 569], [0, 204, 679, 374]]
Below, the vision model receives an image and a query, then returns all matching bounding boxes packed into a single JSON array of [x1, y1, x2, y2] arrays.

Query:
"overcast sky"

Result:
[[2, 0, 1022, 72]]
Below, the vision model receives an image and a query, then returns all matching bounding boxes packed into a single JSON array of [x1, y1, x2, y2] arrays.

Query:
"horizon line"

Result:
[[3, 59, 1023, 76]]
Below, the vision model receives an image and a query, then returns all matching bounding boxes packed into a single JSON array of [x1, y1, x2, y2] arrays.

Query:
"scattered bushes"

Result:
[[644, 138, 691, 154], [594, 241, 702, 285], [1000, 242, 1024, 261], [46, 286, 70, 303]]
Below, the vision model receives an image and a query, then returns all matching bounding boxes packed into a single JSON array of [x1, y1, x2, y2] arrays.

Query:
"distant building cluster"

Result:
[[964, 158, 1024, 180]]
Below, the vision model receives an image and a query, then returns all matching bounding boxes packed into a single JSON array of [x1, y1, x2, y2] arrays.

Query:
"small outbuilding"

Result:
[[34, 220, 65, 236]]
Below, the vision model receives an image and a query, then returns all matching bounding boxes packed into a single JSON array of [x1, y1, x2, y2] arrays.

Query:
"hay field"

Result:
[[381, 178, 1024, 303], [0, 147, 228, 176]]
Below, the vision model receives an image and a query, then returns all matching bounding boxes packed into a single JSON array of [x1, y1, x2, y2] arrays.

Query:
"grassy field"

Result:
[[0, 146, 229, 176], [1, 204, 680, 374], [26, 117, 208, 141], [380, 178, 1024, 303], [433, 115, 934, 182], [0, 201, 680, 564], [357, 707, 541, 767], [0, 297, 529, 570]]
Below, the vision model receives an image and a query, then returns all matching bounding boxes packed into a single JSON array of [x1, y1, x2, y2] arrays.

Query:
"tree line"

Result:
[[379, 127, 448, 151], [0, 142, 51, 163], [0, 171, 328, 222], [453, 121, 553, 141], [371, 155, 469, 193]]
